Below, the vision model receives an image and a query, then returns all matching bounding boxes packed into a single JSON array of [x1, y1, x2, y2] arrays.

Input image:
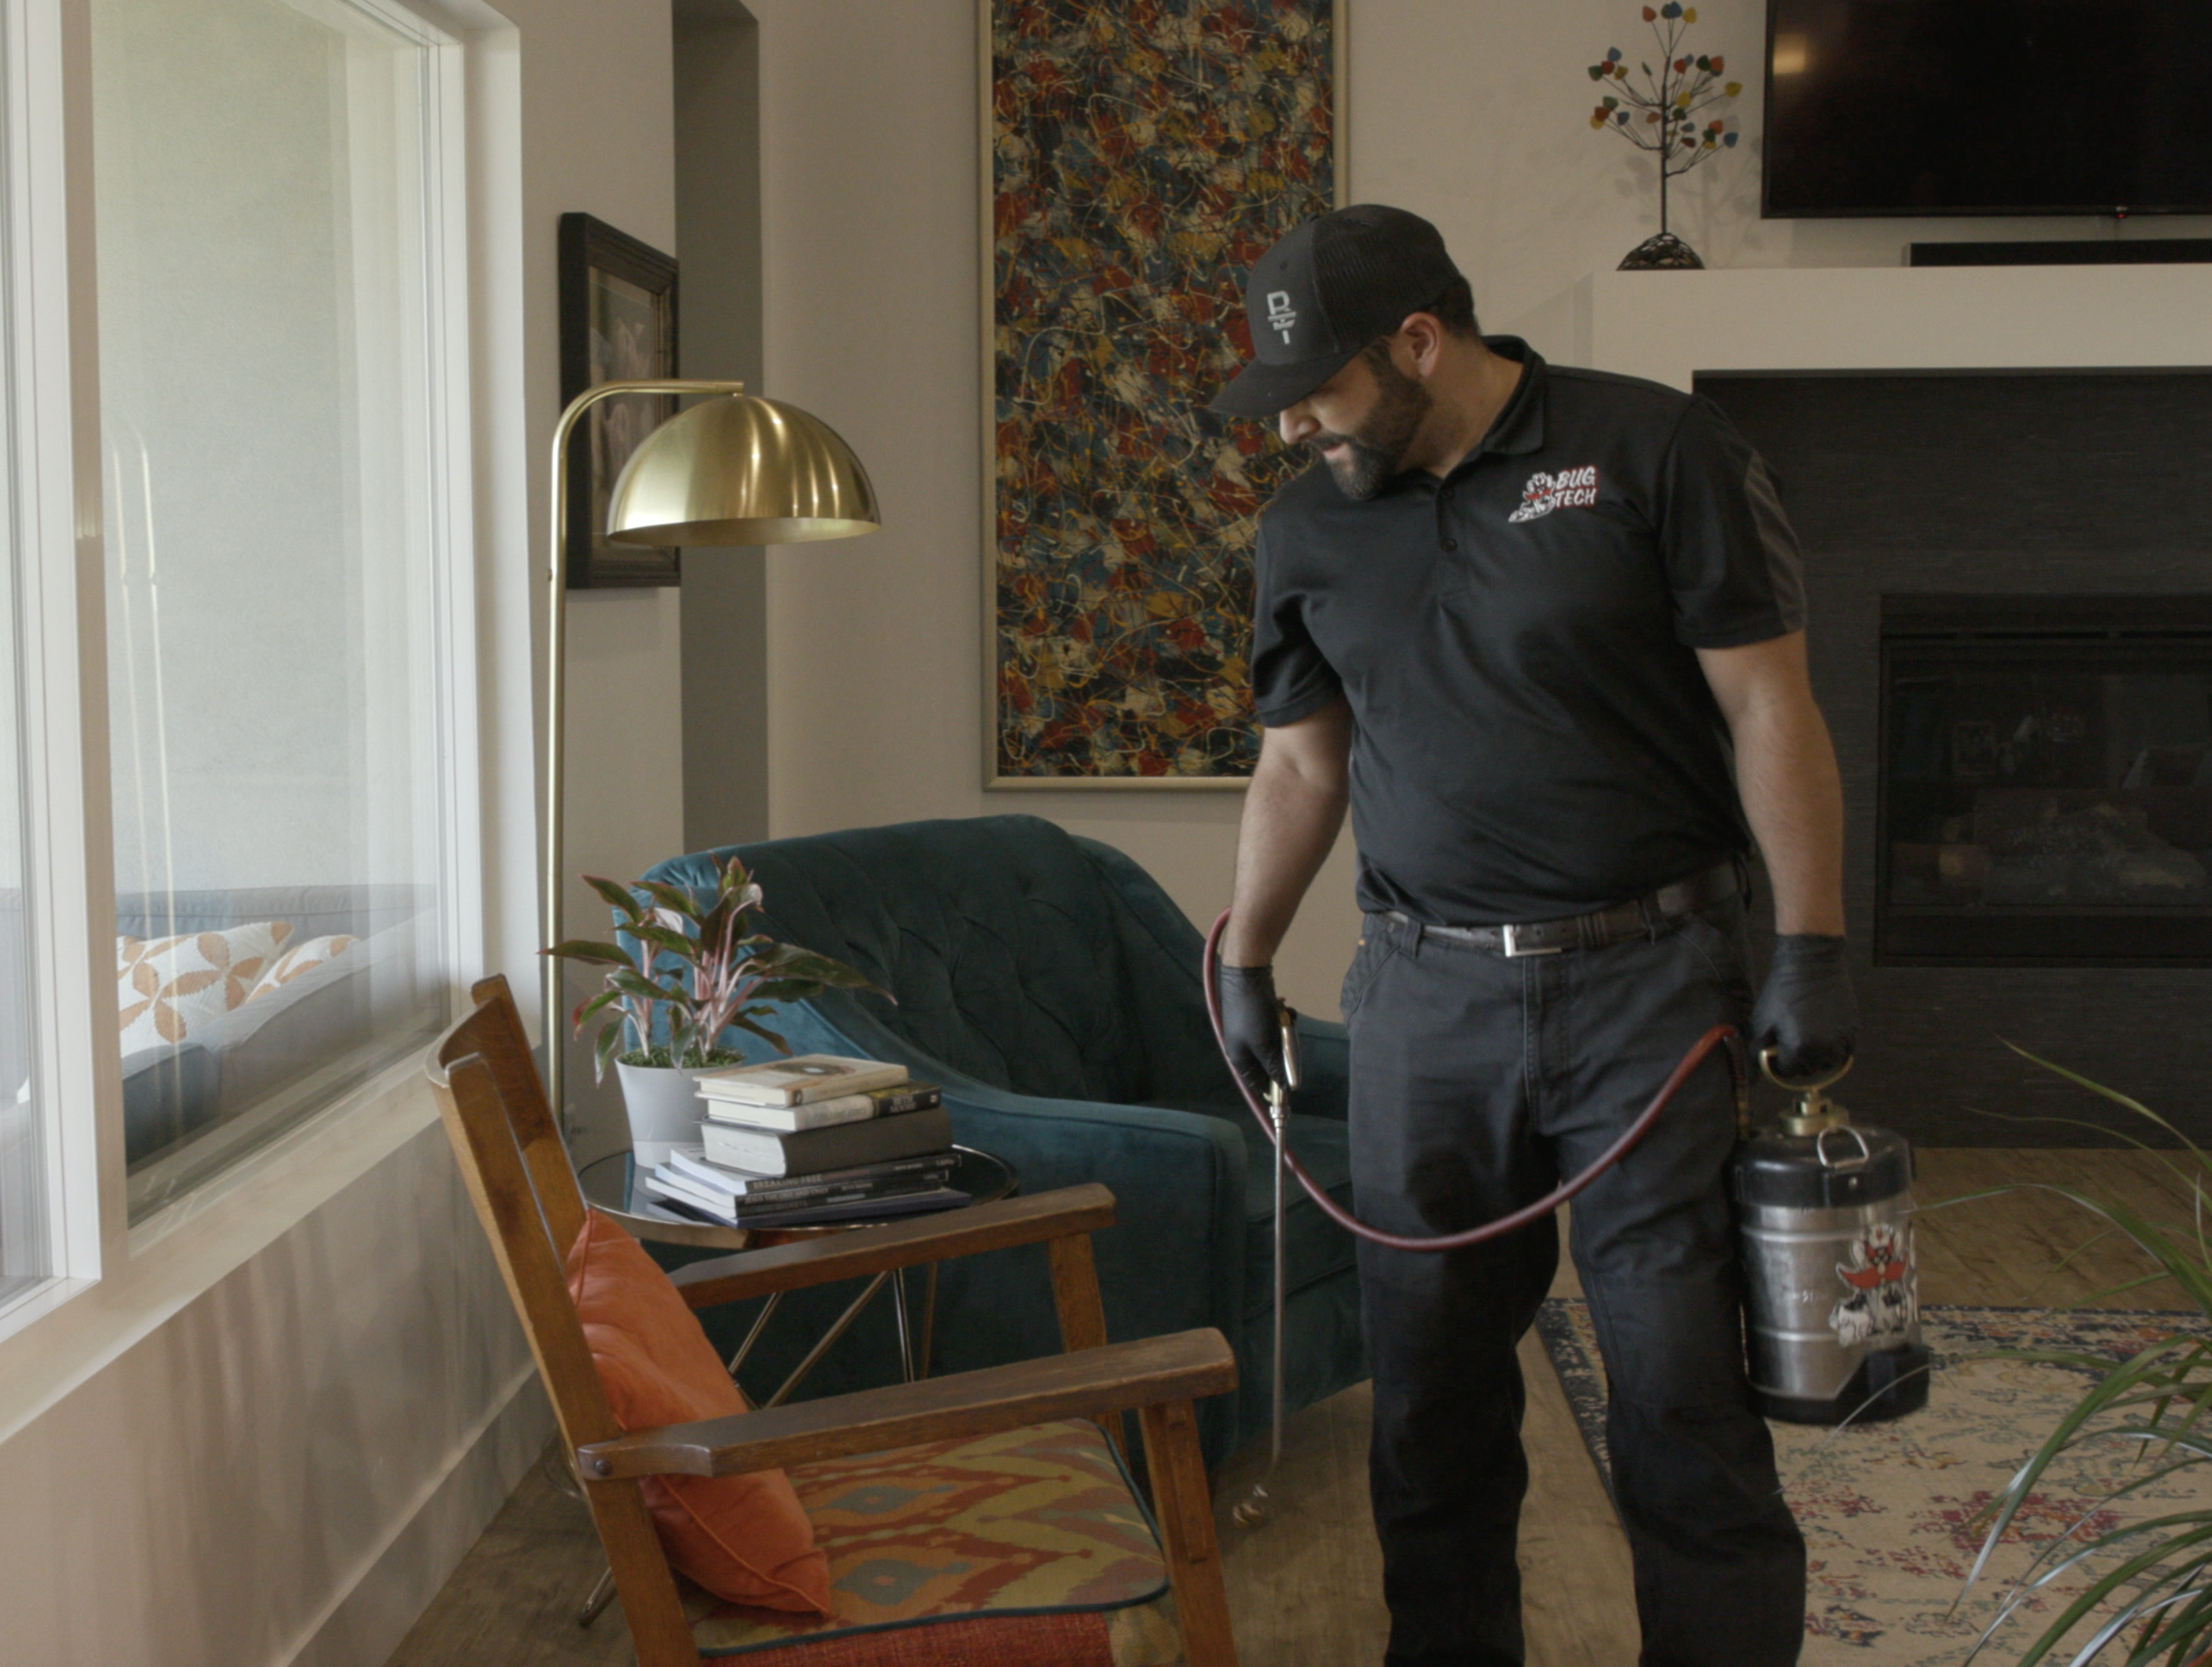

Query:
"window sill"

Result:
[[0, 1045, 446, 1445]]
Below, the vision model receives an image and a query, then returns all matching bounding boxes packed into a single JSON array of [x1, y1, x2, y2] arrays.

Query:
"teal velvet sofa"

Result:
[[640, 813, 1364, 1465]]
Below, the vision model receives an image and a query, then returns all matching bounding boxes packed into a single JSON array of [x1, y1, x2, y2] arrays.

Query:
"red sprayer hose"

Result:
[[1202, 908, 1747, 1252]]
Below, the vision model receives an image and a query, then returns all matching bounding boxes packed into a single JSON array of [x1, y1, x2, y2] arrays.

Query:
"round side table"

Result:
[[578, 1144, 1016, 1403]]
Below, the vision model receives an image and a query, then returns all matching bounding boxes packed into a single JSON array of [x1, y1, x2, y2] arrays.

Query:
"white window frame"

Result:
[[0, 0, 488, 1344]]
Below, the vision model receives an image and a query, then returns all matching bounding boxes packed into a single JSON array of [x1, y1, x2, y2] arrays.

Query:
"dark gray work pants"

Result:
[[1343, 896, 1805, 1667]]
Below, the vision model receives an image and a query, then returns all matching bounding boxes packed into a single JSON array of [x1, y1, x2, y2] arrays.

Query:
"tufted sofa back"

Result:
[[643, 815, 1226, 1109]]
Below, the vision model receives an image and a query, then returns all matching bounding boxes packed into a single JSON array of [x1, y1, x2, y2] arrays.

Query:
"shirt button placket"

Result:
[[1437, 484, 1458, 552]]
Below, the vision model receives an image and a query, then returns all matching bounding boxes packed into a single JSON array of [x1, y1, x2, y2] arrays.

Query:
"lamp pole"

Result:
[[543, 378, 748, 1130]]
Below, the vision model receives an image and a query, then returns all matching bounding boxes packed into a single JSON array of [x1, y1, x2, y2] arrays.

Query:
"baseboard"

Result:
[[280, 1362, 555, 1667]]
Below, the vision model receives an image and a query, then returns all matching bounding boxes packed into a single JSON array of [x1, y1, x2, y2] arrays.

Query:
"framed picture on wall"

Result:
[[980, 0, 1345, 786], [558, 213, 680, 588]]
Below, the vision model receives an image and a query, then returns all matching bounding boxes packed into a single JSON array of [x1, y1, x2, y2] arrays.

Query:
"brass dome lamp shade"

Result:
[[543, 380, 878, 1121], [605, 392, 880, 547]]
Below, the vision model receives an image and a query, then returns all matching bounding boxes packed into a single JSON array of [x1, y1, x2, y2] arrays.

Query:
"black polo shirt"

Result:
[[1249, 337, 1806, 925]]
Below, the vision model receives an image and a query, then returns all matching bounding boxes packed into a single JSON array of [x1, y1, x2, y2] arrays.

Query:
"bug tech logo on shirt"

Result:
[[1506, 464, 1601, 523]]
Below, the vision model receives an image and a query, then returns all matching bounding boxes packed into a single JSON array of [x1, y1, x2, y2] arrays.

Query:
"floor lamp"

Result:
[[544, 379, 879, 1125]]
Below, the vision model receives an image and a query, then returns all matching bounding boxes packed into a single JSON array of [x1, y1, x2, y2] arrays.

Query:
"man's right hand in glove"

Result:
[[1216, 962, 1287, 1103]]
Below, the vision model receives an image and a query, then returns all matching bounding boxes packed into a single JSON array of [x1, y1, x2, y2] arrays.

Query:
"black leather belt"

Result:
[[1386, 860, 1742, 958]]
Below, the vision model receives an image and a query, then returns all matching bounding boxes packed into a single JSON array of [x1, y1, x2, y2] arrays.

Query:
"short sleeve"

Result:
[[1248, 516, 1342, 727], [1655, 396, 1808, 649]]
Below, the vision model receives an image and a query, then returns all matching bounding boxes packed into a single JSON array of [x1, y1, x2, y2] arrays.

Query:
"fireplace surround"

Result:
[[1877, 593, 2212, 966], [1696, 367, 2212, 1145]]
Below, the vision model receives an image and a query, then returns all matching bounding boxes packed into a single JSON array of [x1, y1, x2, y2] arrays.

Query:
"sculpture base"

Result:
[[1617, 231, 1705, 271]]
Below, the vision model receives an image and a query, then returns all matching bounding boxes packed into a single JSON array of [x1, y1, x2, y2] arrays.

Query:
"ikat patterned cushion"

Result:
[[687, 1419, 1175, 1661]]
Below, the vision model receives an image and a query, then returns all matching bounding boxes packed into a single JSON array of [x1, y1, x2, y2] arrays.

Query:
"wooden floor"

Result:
[[383, 1149, 2206, 1667]]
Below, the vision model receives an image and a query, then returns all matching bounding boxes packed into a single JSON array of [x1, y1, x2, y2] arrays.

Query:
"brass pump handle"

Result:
[[1755, 1046, 1853, 1096]]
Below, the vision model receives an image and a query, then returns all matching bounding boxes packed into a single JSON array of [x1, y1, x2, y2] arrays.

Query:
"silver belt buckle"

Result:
[[1500, 923, 1564, 958]]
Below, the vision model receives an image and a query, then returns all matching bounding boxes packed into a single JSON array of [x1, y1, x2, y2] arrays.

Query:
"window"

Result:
[[92, 0, 457, 1217], [0, 12, 46, 1301]]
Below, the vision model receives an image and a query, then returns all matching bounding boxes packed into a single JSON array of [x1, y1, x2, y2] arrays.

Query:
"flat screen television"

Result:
[[1764, 0, 2212, 217]]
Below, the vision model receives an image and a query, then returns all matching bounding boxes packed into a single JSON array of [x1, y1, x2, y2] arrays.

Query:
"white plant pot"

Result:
[[616, 1060, 715, 1173]]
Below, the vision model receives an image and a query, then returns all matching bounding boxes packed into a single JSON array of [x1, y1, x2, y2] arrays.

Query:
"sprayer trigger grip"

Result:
[[1275, 1000, 1302, 1092]]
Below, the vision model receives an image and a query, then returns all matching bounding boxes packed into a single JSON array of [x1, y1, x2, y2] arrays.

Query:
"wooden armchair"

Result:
[[427, 977, 1240, 1666]]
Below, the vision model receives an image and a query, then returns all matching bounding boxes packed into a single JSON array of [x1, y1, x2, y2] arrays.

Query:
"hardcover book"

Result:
[[662, 1146, 954, 1203], [645, 1184, 971, 1230], [690, 1054, 909, 1107], [700, 1082, 943, 1132], [644, 1170, 953, 1223], [699, 1103, 952, 1177]]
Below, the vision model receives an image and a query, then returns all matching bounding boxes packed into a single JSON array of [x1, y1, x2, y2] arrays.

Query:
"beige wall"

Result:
[[747, 0, 2210, 1018], [0, 2, 683, 1663]]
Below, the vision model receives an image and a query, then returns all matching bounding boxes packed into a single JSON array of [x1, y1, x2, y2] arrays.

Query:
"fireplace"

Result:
[[1691, 366, 2212, 1146], [1877, 594, 2212, 965]]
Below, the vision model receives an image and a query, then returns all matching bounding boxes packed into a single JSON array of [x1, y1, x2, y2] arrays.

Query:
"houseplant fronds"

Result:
[[543, 852, 885, 1079], [1952, 1051, 2212, 1664]]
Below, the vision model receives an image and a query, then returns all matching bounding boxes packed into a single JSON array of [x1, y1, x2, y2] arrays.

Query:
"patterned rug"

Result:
[[1536, 1300, 2212, 1664]]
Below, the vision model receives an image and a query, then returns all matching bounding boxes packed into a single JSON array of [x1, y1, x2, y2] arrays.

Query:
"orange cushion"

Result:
[[566, 1207, 831, 1614]]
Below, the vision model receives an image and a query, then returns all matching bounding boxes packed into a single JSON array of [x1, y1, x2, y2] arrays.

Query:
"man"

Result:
[[1209, 203, 1854, 1667]]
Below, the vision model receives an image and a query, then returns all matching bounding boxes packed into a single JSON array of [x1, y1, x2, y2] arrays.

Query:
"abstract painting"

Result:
[[985, 0, 1337, 784]]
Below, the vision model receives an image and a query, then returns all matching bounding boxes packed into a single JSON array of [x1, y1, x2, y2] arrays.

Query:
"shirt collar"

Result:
[[1374, 336, 1548, 498], [1472, 336, 1547, 459]]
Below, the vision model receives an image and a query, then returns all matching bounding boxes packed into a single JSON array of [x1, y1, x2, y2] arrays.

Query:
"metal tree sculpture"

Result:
[[1588, 3, 1741, 269]]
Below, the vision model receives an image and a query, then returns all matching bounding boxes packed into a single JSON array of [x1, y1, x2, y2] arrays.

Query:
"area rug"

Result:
[[1536, 1300, 2212, 1664]]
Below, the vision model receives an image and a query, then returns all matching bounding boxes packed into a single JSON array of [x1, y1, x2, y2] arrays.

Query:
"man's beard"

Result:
[[1311, 352, 1430, 501]]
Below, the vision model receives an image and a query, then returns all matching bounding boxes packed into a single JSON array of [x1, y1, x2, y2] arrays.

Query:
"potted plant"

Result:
[[542, 853, 884, 1167]]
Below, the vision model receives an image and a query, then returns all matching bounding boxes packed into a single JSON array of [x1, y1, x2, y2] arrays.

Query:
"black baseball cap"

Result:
[[1207, 204, 1465, 418]]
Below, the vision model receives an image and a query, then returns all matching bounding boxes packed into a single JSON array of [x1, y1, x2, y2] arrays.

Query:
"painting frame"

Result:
[[980, 0, 1348, 790], [558, 212, 680, 589]]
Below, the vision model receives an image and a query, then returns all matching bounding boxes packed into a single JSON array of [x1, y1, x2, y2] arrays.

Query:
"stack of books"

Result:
[[641, 1053, 967, 1229]]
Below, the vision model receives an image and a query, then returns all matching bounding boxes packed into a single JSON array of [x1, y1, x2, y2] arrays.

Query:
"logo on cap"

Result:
[[1264, 290, 1298, 344]]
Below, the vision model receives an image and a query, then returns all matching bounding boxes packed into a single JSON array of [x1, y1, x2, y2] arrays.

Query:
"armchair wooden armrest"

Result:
[[662, 1183, 1116, 1311], [576, 1325, 1236, 1480]]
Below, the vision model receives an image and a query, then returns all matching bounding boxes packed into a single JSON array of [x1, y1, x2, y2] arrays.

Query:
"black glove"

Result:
[[1216, 962, 1286, 1102], [1750, 934, 1859, 1081]]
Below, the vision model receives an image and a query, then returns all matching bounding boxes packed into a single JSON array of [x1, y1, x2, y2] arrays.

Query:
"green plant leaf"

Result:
[[632, 879, 701, 920], [630, 923, 698, 958], [729, 1012, 792, 1055], [592, 1021, 624, 1082], [580, 874, 644, 919], [606, 968, 675, 1004], [571, 988, 623, 1030]]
